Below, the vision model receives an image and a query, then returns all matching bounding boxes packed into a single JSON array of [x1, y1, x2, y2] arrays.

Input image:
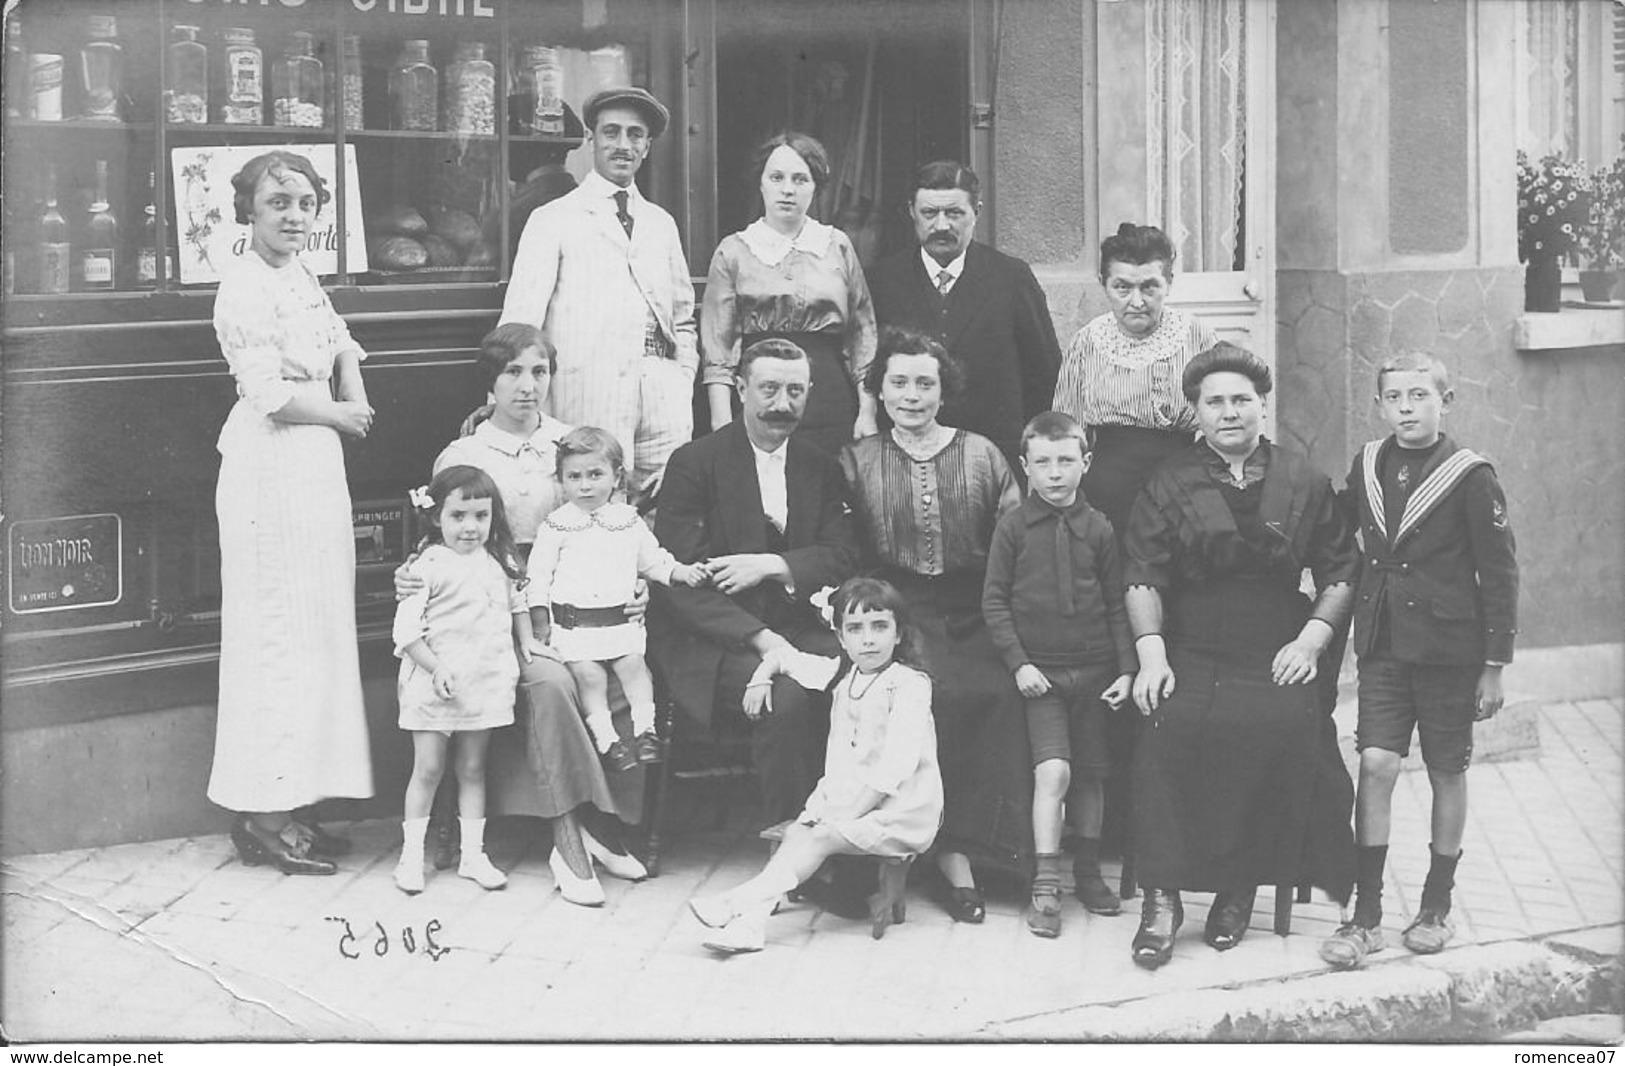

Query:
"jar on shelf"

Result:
[[273, 30, 324, 129], [221, 27, 263, 125], [340, 35, 363, 130], [443, 41, 494, 135], [165, 25, 208, 124], [389, 39, 437, 132], [78, 14, 124, 121], [517, 44, 564, 136]]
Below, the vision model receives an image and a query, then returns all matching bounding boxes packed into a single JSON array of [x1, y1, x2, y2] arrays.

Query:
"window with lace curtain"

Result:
[[1145, 0, 1247, 273], [1514, 0, 1623, 165]]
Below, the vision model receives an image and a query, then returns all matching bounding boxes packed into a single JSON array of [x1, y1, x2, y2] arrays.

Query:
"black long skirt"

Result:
[[1132, 579, 1355, 901]]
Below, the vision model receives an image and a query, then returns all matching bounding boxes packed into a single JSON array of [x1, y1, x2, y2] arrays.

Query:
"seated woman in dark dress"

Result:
[[1123, 342, 1358, 969]]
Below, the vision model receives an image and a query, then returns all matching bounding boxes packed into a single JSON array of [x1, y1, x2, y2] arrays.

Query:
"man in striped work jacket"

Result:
[[501, 86, 697, 502]]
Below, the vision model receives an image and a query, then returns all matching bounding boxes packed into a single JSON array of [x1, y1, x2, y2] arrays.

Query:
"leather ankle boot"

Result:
[[1203, 886, 1257, 951], [1131, 887, 1183, 969]]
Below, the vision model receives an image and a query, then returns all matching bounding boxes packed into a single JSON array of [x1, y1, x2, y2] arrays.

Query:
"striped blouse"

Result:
[[1051, 307, 1218, 433], [838, 431, 1020, 577]]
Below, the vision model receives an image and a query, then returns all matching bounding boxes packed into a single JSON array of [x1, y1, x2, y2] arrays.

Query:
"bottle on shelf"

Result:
[[273, 30, 324, 129], [390, 39, 438, 132], [30, 51, 65, 122], [341, 35, 364, 131], [166, 24, 208, 125], [221, 27, 264, 125], [39, 165, 71, 295], [517, 45, 566, 137], [136, 170, 174, 289], [5, 13, 28, 120], [82, 160, 119, 291], [79, 14, 124, 121], [444, 41, 495, 135]]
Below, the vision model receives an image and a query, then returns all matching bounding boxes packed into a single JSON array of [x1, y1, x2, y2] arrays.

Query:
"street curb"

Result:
[[983, 926, 1623, 1041]]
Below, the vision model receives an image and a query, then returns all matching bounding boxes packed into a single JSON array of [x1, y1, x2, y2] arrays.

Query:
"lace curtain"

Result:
[[1145, 0, 1246, 272], [1516, 0, 1579, 159]]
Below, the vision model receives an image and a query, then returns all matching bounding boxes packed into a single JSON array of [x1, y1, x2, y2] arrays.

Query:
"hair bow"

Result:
[[409, 485, 434, 511], [809, 585, 837, 631]]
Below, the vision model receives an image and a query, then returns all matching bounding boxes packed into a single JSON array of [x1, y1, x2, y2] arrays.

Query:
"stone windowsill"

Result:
[[1514, 305, 1625, 351]]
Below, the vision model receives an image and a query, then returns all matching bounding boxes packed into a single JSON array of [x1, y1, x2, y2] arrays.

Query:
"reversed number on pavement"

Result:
[[325, 916, 449, 962]]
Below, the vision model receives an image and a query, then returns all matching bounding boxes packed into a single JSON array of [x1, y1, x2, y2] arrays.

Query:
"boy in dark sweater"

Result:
[[1320, 352, 1518, 969], [984, 411, 1137, 938]]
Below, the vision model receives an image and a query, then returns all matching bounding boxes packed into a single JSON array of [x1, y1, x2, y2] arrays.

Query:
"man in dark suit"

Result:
[[651, 339, 858, 823], [867, 160, 1063, 469]]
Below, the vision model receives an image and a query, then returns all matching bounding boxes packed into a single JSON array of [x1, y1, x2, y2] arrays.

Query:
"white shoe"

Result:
[[394, 852, 425, 895], [688, 894, 739, 929], [581, 827, 648, 882], [549, 847, 605, 907], [701, 909, 768, 955], [458, 852, 508, 890]]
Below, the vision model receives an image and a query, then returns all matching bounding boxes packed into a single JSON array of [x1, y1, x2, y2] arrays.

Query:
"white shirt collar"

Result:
[[471, 415, 567, 457], [920, 246, 968, 287], [581, 170, 644, 208], [749, 438, 790, 531], [739, 218, 834, 267]]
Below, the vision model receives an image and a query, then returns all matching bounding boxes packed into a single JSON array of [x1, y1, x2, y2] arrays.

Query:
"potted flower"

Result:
[[1517, 150, 1591, 312], [1579, 149, 1624, 303]]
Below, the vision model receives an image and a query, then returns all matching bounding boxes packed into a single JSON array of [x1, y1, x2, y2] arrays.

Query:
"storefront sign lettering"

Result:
[[8, 514, 123, 614], [354, 499, 410, 570], [182, 0, 496, 17]]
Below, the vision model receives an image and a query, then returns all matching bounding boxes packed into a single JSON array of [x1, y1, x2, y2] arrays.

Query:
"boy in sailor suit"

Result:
[[1320, 352, 1518, 969]]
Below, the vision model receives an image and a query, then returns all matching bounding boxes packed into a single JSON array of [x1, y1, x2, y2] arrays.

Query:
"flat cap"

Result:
[[582, 86, 670, 139]]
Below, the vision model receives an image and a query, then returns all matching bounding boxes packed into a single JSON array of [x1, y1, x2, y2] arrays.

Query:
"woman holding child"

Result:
[[400, 323, 650, 906], [1122, 343, 1358, 969], [839, 327, 1026, 923]]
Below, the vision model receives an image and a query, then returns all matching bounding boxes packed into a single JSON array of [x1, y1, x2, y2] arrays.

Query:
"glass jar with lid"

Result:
[[517, 45, 564, 136], [165, 25, 208, 124], [340, 36, 364, 130], [389, 39, 437, 132], [273, 30, 325, 129], [78, 14, 124, 121], [444, 42, 494, 135], [221, 28, 263, 125]]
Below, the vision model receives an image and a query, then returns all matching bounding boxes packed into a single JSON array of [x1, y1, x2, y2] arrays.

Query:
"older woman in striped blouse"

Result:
[[1051, 223, 1218, 537]]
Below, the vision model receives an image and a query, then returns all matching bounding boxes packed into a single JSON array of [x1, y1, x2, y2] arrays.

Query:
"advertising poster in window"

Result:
[[169, 144, 368, 284]]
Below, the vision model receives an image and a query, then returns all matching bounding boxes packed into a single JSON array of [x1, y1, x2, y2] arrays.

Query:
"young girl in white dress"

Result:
[[688, 576, 943, 954], [527, 427, 708, 770], [393, 465, 546, 893]]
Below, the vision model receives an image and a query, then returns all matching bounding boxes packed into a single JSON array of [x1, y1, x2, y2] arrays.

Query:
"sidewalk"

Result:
[[3, 699, 1621, 1042]]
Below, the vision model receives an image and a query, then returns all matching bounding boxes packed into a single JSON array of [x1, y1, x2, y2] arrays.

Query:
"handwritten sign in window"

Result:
[[8, 514, 123, 614]]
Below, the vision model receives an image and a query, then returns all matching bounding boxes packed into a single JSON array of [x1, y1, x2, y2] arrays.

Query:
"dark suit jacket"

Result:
[[867, 241, 1062, 465], [650, 422, 858, 723], [1345, 435, 1519, 665]]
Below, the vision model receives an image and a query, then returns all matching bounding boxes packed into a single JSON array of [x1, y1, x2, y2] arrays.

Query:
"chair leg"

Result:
[[641, 705, 678, 878], [1273, 883, 1293, 936], [871, 857, 912, 940], [1120, 852, 1138, 900]]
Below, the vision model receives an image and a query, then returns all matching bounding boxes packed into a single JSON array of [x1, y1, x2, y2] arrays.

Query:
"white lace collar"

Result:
[[739, 218, 834, 267]]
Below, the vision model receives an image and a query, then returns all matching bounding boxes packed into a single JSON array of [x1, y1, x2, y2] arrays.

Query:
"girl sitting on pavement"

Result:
[[688, 576, 943, 954], [393, 465, 544, 894]]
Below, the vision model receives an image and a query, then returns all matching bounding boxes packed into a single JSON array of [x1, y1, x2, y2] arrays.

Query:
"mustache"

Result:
[[759, 412, 799, 423]]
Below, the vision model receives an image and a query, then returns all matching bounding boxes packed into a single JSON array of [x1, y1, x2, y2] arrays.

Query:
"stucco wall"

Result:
[[1278, 266, 1625, 650]]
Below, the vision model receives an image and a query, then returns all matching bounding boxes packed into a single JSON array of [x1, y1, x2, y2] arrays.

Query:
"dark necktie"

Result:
[[613, 190, 633, 238], [936, 268, 953, 306]]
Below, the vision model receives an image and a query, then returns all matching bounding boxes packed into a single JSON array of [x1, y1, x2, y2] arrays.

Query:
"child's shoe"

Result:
[[1400, 908, 1453, 954], [689, 893, 741, 929], [603, 739, 638, 773], [1027, 851, 1064, 938], [458, 852, 508, 890], [701, 907, 769, 954], [1073, 839, 1122, 916], [1319, 921, 1385, 969], [633, 730, 662, 764], [394, 851, 426, 894]]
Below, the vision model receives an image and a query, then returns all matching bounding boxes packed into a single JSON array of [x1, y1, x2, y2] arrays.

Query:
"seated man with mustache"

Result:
[[650, 338, 859, 827]]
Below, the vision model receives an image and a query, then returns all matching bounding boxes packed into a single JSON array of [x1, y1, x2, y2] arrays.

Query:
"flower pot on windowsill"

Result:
[[1524, 256, 1562, 312], [1578, 269, 1620, 303]]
